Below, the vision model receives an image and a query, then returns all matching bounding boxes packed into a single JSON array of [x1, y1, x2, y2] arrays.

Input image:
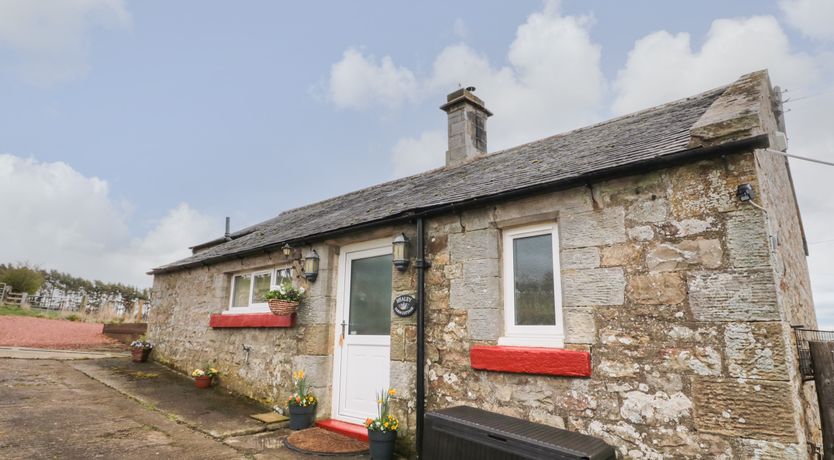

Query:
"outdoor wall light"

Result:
[[303, 249, 320, 282], [736, 183, 755, 202], [392, 233, 410, 271], [281, 243, 293, 257]]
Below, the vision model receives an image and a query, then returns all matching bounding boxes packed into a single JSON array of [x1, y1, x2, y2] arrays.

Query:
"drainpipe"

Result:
[[415, 217, 429, 458]]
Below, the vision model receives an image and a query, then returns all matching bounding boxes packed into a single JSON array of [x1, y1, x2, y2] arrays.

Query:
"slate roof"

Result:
[[151, 81, 749, 274]]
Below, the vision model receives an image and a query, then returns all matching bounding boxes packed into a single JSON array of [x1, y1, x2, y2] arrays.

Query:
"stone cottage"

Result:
[[149, 70, 821, 458]]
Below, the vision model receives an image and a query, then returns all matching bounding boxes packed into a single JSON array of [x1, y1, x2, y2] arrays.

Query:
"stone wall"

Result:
[[416, 151, 815, 459], [148, 246, 339, 412], [754, 148, 821, 448]]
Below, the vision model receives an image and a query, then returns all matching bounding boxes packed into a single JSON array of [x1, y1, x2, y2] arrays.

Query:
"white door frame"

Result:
[[331, 238, 392, 424]]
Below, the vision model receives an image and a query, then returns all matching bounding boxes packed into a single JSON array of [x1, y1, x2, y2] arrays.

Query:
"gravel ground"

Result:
[[0, 316, 122, 349]]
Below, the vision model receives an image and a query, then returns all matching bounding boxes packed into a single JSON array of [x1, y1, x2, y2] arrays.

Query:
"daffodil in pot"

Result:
[[364, 388, 399, 460], [287, 370, 317, 429], [191, 366, 218, 389], [264, 280, 305, 316]]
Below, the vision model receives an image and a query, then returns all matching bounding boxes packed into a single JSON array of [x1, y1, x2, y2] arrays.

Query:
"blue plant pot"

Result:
[[368, 429, 397, 459]]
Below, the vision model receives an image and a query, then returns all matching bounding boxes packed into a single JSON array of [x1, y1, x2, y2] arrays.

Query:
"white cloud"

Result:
[[431, 1, 605, 148], [390, 130, 446, 177], [330, 1, 605, 176], [328, 48, 419, 110], [612, 16, 819, 114], [0, 154, 216, 287], [780, 0, 834, 41], [0, 0, 130, 85]]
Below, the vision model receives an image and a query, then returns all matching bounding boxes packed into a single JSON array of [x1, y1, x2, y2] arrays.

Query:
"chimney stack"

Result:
[[440, 86, 492, 167]]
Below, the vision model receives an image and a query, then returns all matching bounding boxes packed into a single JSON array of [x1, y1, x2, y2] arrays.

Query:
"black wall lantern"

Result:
[[303, 249, 320, 282], [393, 233, 410, 271], [281, 243, 293, 258]]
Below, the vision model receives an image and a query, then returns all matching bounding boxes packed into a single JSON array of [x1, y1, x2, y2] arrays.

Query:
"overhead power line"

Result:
[[783, 89, 834, 104], [767, 149, 834, 168]]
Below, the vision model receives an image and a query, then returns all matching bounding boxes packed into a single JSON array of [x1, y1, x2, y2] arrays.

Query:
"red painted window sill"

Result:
[[470, 345, 591, 377], [209, 313, 296, 328]]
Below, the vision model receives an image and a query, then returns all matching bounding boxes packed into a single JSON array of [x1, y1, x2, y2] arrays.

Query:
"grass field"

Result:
[[0, 305, 79, 321]]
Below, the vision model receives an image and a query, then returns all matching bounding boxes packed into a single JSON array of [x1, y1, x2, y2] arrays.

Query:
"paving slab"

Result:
[[0, 346, 128, 360], [71, 358, 280, 439], [252, 412, 290, 424], [0, 358, 242, 459]]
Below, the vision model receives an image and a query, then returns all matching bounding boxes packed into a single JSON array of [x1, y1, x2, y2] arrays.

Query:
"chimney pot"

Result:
[[440, 87, 492, 167]]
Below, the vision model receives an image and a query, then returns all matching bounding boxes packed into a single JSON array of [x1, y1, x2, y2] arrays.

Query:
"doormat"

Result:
[[284, 427, 369, 456]]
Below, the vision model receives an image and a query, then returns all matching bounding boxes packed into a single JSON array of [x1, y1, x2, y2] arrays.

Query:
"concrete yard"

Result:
[[0, 354, 367, 459]]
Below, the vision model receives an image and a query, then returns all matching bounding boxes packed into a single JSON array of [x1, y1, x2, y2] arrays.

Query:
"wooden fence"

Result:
[[1, 283, 150, 322]]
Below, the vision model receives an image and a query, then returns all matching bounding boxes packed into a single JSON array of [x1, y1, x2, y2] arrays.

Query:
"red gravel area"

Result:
[[0, 316, 122, 349]]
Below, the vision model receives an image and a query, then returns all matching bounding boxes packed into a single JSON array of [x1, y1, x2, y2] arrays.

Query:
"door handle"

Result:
[[339, 320, 347, 347]]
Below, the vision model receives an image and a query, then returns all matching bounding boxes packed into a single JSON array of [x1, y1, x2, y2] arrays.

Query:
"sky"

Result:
[[1, 0, 833, 327]]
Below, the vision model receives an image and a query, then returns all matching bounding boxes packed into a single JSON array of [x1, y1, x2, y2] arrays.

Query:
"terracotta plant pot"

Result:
[[131, 348, 151, 363], [368, 429, 397, 460], [194, 375, 212, 389], [268, 299, 299, 316], [288, 404, 316, 430]]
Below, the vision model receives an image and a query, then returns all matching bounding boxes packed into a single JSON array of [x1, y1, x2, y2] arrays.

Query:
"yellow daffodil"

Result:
[[388, 388, 396, 396]]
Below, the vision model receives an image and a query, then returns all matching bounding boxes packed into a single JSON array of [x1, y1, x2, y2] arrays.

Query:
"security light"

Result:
[[736, 183, 755, 202]]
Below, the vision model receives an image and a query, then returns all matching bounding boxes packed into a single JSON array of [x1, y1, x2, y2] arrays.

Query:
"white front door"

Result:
[[332, 240, 392, 424]]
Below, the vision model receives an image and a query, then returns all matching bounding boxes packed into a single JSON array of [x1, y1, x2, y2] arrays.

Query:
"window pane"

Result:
[[252, 273, 271, 304], [231, 274, 251, 308], [513, 234, 556, 326], [349, 254, 392, 335], [275, 268, 293, 288]]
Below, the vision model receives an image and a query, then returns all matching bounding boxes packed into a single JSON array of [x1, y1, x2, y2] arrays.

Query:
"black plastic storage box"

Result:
[[423, 406, 616, 460]]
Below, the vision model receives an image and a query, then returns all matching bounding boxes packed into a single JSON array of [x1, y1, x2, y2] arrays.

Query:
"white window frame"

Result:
[[498, 222, 564, 348], [226, 266, 294, 314]]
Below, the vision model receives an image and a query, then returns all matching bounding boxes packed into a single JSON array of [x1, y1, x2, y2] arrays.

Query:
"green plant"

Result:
[[287, 369, 317, 407], [191, 366, 218, 378], [364, 388, 399, 432], [65, 314, 81, 321], [131, 335, 153, 349], [0, 265, 44, 294], [264, 280, 305, 303], [0, 305, 60, 319]]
